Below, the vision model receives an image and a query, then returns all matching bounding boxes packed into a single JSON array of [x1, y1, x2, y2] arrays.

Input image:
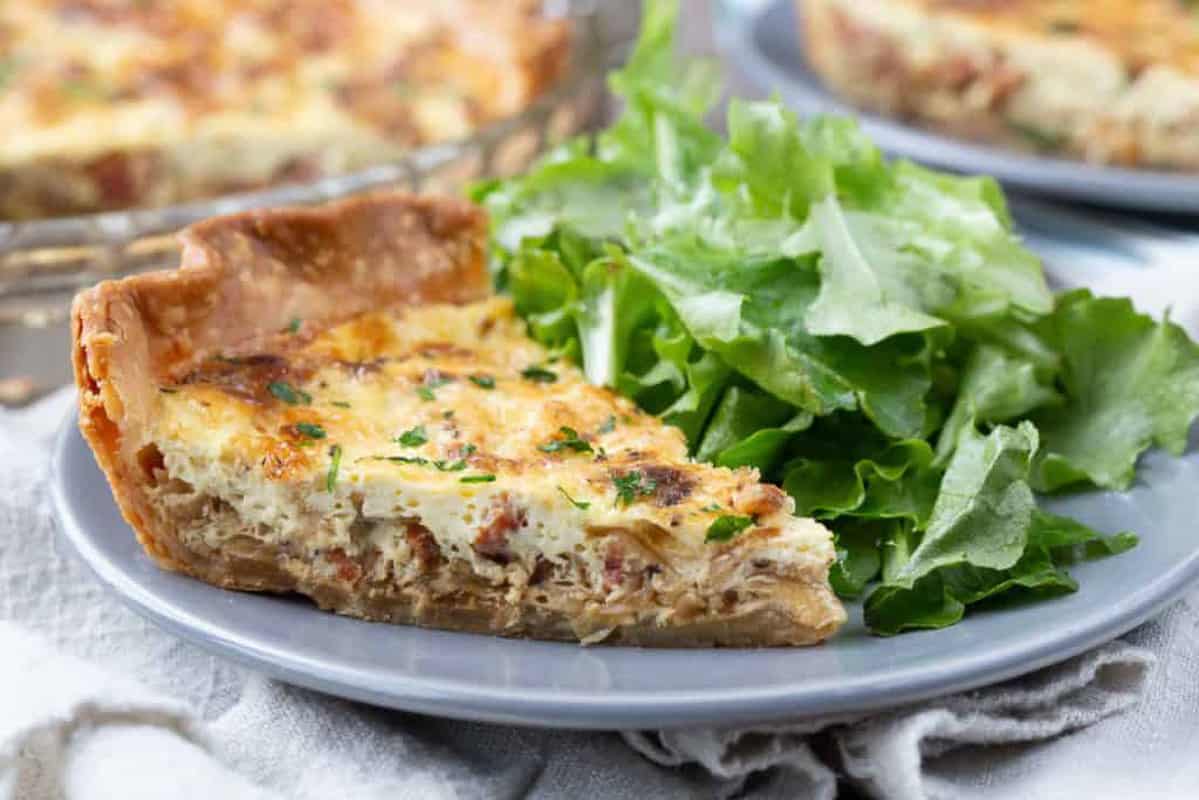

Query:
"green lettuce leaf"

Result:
[[1033, 290, 1199, 491]]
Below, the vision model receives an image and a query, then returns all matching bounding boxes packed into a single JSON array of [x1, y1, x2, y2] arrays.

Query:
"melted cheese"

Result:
[[149, 298, 833, 587]]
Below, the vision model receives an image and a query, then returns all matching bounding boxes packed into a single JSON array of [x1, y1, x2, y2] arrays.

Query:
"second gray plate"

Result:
[[717, 0, 1199, 214]]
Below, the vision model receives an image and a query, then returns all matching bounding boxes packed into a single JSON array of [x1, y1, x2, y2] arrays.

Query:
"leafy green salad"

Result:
[[473, 0, 1199, 635]]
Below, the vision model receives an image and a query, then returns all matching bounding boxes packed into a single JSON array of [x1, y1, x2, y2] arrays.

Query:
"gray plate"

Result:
[[716, 0, 1199, 214], [51, 412, 1199, 729]]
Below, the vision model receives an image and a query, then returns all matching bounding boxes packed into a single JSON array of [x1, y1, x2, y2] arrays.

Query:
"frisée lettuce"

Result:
[[474, 0, 1199, 634]]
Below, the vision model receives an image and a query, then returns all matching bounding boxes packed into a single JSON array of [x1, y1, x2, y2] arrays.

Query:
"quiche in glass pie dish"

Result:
[[0, 0, 571, 219]]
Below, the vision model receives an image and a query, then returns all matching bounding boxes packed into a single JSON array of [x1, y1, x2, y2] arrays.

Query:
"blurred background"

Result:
[[2, 0, 1195, 403]]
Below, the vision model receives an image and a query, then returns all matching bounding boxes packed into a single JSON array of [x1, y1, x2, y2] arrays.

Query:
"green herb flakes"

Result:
[[538, 426, 593, 454], [269, 381, 311, 406], [397, 426, 428, 447], [417, 373, 452, 402], [520, 366, 558, 383], [295, 422, 326, 440], [612, 471, 658, 507], [705, 515, 754, 543], [460, 474, 497, 484], [325, 445, 342, 492], [558, 486, 591, 510], [384, 455, 429, 466], [469, 374, 496, 389]]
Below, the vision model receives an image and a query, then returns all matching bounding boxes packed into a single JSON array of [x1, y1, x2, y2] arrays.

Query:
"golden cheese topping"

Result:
[[913, 0, 1199, 74], [0, 0, 564, 167], [149, 298, 831, 577]]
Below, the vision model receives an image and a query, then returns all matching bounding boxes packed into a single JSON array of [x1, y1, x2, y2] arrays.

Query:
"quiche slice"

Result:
[[800, 0, 1199, 170], [71, 194, 845, 647]]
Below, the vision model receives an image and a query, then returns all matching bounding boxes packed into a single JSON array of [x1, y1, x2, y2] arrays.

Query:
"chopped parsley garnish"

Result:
[[371, 454, 465, 472], [383, 455, 429, 465], [538, 426, 593, 454], [461, 443, 478, 456], [520, 365, 558, 383], [558, 486, 591, 510], [701, 503, 723, 513], [417, 373, 453, 402], [705, 515, 754, 543], [397, 426, 428, 447], [330, 401, 351, 409], [325, 445, 342, 492], [283, 317, 302, 334], [460, 474, 496, 483], [295, 422, 326, 440], [269, 381, 311, 405], [442, 409, 455, 419], [612, 471, 658, 507], [469, 374, 496, 389], [598, 415, 617, 434]]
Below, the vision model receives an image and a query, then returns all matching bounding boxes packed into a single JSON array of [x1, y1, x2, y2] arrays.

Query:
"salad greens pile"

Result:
[[473, 0, 1199, 634]]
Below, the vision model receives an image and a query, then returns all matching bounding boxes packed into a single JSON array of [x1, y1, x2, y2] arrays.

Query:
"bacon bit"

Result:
[[423, 367, 454, 386], [640, 465, 696, 507], [135, 444, 167, 484], [721, 589, 739, 612], [603, 542, 624, 590], [326, 548, 361, 583], [925, 55, 979, 90], [529, 557, 553, 586], [732, 483, 788, 518], [983, 63, 1026, 108], [405, 521, 441, 571], [85, 152, 145, 208], [474, 500, 525, 565]]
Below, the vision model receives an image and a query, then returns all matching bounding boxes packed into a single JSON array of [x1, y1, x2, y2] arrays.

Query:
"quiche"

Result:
[[71, 194, 845, 647], [799, 0, 1199, 169], [0, 1, 569, 219]]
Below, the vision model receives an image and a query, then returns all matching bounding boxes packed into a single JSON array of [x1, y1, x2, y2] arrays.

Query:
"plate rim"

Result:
[[50, 408, 1199, 729], [716, 0, 1199, 214]]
